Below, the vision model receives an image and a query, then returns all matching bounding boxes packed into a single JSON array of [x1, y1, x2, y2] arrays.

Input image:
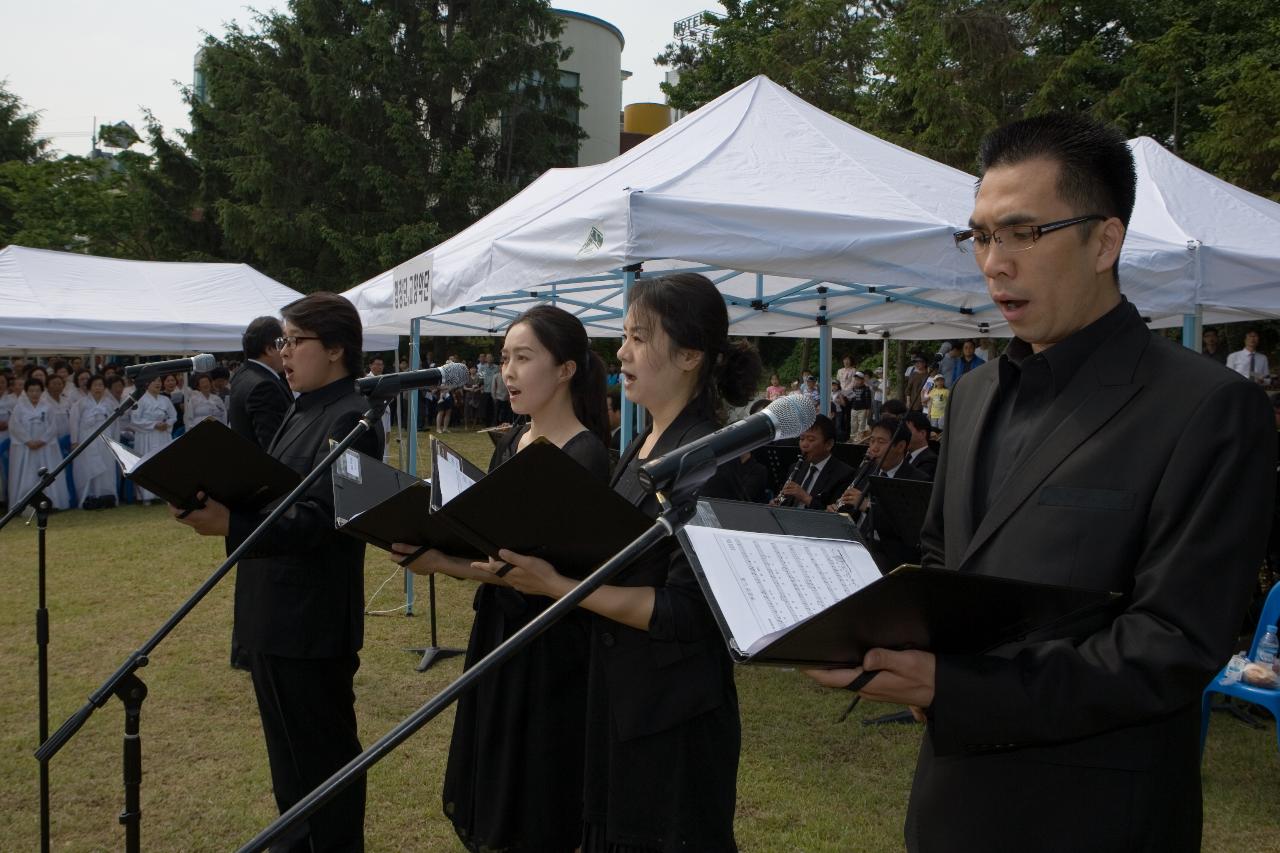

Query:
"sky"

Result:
[[0, 1, 725, 157]]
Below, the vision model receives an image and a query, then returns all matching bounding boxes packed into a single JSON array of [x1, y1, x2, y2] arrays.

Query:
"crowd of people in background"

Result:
[[3, 325, 1273, 515], [0, 354, 237, 511]]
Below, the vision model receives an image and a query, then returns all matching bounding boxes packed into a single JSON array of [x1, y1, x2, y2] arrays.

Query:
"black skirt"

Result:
[[441, 425, 611, 852]]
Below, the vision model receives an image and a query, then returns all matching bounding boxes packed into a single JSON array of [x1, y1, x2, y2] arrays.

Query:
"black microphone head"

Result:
[[192, 353, 217, 372], [439, 361, 470, 388], [763, 395, 816, 440]]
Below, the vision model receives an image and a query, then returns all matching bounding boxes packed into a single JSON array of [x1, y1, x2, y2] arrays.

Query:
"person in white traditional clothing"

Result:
[[67, 369, 92, 405], [129, 377, 177, 503], [186, 373, 228, 426], [8, 378, 72, 510], [70, 375, 119, 509], [43, 373, 76, 498], [0, 372, 14, 504]]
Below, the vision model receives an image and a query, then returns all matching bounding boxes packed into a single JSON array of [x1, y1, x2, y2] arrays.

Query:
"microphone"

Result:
[[124, 354, 217, 380], [357, 361, 470, 396], [640, 395, 816, 494]]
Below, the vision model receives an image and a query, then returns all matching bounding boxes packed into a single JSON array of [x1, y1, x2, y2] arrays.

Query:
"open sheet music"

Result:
[[682, 527, 881, 658], [678, 498, 1119, 667]]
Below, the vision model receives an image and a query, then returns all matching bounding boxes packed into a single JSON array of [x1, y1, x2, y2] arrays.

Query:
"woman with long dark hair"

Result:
[[485, 273, 761, 852], [394, 304, 610, 853]]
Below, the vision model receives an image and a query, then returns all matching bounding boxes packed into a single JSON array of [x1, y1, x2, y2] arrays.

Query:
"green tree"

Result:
[[657, 1, 883, 124], [0, 81, 49, 244], [0, 81, 46, 165], [188, 0, 583, 291]]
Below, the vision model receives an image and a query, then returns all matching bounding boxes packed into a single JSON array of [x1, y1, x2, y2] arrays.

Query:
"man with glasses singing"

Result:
[[808, 114, 1273, 851]]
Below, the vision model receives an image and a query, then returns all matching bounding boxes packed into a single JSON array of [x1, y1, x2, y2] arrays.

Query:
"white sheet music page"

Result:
[[435, 446, 476, 505], [682, 526, 881, 656]]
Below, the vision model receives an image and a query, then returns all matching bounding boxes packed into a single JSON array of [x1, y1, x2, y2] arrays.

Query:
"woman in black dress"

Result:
[[483, 273, 762, 852], [393, 305, 610, 853]]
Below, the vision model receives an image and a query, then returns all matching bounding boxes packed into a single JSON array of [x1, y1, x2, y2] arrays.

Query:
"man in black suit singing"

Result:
[[808, 114, 1273, 852], [174, 293, 381, 851], [777, 414, 855, 510]]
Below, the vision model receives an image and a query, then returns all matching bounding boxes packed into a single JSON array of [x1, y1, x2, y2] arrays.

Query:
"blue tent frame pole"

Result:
[[405, 318, 420, 615], [819, 324, 832, 417], [1181, 312, 1197, 350], [620, 269, 636, 451]]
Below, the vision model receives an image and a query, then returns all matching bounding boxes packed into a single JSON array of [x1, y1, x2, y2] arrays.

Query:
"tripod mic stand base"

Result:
[[406, 646, 465, 672]]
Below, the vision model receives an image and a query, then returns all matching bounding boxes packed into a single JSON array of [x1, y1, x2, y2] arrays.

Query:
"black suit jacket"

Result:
[[906, 304, 1274, 852], [906, 445, 938, 480], [227, 377, 382, 659], [796, 454, 856, 510], [228, 360, 292, 450]]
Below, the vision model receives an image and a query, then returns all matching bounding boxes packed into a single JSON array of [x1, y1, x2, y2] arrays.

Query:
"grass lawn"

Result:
[[1, 426, 1277, 851]]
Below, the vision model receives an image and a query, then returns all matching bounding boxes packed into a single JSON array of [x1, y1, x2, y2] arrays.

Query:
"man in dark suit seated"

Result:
[[902, 411, 938, 480], [830, 416, 930, 571], [806, 114, 1273, 852], [777, 414, 856, 510]]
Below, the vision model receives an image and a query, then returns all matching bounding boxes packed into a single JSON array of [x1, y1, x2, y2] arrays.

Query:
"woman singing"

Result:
[[395, 305, 610, 853], [481, 273, 761, 852]]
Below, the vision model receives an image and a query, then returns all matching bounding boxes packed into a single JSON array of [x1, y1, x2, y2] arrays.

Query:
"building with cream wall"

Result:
[[553, 9, 624, 167]]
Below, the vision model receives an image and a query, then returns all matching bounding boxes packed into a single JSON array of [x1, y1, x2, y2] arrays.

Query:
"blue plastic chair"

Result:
[[1200, 581, 1280, 757]]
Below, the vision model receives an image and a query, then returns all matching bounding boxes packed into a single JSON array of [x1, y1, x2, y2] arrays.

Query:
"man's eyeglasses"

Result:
[[953, 215, 1105, 254], [274, 335, 321, 350]]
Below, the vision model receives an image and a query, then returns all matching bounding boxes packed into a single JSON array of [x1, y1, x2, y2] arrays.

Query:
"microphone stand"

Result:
[[235, 441, 723, 853], [1, 377, 147, 853], [34, 394, 391, 853]]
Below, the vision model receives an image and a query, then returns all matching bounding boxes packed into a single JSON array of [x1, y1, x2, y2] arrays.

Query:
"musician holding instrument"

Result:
[[830, 415, 930, 570], [775, 414, 856, 509]]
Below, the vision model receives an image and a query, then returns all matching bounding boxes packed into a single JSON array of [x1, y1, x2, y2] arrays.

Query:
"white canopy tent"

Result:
[[0, 245, 396, 354], [1128, 136, 1280, 340], [345, 78, 1225, 347]]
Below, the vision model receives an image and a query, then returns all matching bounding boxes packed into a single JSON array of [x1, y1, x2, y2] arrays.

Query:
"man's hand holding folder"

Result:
[[804, 648, 935, 722], [170, 490, 230, 536]]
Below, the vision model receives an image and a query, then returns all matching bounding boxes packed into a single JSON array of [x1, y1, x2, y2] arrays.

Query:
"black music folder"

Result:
[[104, 418, 300, 511], [678, 498, 1119, 668], [332, 438, 653, 578]]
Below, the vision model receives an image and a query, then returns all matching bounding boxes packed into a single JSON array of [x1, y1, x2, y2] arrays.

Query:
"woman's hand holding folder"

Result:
[[392, 542, 511, 586]]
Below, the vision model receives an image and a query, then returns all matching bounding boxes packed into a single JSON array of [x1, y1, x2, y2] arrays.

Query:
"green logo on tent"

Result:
[[577, 225, 604, 258]]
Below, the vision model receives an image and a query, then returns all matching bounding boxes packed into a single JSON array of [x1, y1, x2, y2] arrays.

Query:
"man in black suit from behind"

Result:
[[174, 293, 381, 851], [227, 316, 294, 670], [807, 114, 1273, 852], [777, 414, 855, 510], [902, 411, 938, 480], [228, 316, 292, 449]]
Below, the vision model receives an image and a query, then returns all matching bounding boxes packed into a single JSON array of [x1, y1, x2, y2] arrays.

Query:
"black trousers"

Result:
[[249, 652, 365, 853]]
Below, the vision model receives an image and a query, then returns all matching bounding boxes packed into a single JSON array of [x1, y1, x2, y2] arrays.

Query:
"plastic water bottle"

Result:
[[1221, 652, 1248, 685], [1256, 625, 1279, 668]]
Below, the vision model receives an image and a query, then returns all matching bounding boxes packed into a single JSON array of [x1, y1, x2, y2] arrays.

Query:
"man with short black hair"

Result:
[[1227, 328, 1269, 383], [226, 317, 294, 671], [809, 113, 1273, 852], [778, 414, 855, 510], [902, 411, 938, 480], [1201, 327, 1227, 365], [229, 316, 291, 450]]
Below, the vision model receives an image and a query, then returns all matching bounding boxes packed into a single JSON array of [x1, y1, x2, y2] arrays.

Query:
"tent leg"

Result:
[[620, 270, 636, 451], [819, 322, 832, 417], [405, 320, 420, 616], [1181, 312, 1198, 350]]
